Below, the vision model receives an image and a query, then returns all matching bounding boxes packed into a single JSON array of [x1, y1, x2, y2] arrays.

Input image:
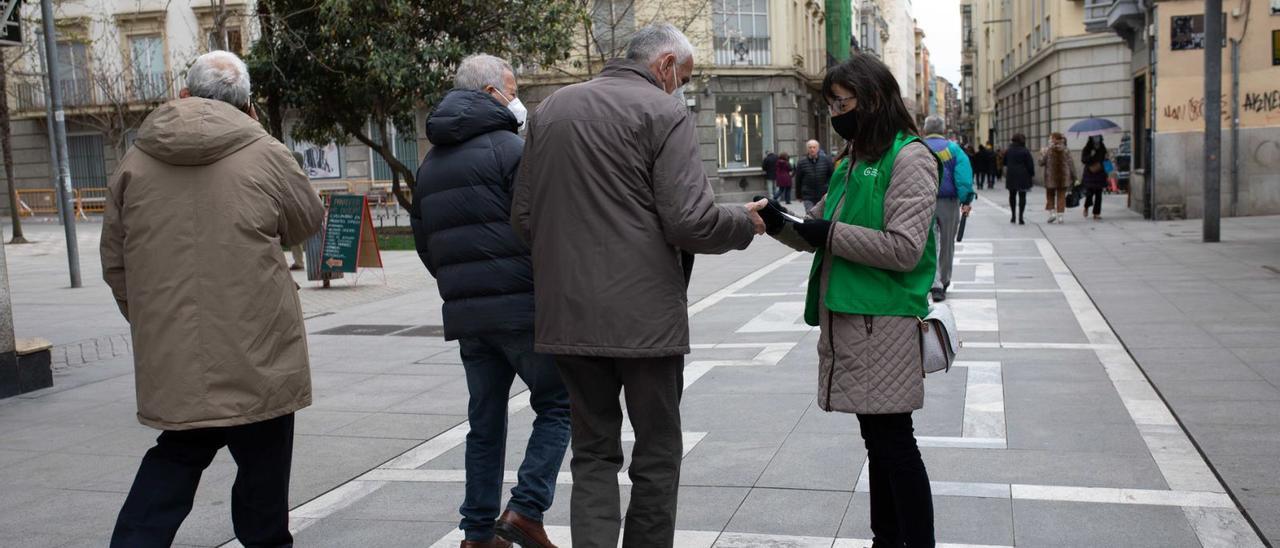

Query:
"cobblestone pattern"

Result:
[[51, 333, 133, 371]]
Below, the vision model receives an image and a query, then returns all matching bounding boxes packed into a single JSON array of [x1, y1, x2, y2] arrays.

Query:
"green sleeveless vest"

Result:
[[803, 132, 939, 326]]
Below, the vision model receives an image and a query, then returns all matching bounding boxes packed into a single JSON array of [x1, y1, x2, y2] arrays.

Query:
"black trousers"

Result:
[[555, 355, 684, 548], [857, 413, 934, 548], [1083, 187, 1104, 216], [111, 413, 295, 548], [1008, 189, 1027, 221]]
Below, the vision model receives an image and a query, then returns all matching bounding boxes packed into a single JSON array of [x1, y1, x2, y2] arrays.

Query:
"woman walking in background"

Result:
[[1081, 136, 1108, 220], [759, 53, 939, 548], [773, 152, 794, 204], [1003, 133, 1035, 225], [1039, 132, 1076, 224]]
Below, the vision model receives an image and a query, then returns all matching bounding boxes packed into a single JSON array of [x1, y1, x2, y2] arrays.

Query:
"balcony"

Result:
[[1084, 0, 1145, 42], [714, 36, 771, 67], [10, 70, 181, 114]]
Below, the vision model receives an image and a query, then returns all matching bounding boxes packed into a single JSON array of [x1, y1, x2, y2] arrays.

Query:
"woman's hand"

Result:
[[794, 219, 832, 248]]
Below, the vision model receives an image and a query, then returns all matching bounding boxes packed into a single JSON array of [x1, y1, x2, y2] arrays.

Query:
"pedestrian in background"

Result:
[[773, 151, 793, 204], [1039, 132, 1076, 224], [512, 23, 766, 548], [796, 138, 835, 213], [976, 144, 996, 189], [411, 54, 570, 548], [762, 150, 779, 198], [923, 116, 975, 303], [1003, 133, 1035, 225], [102, 50, 324, 548], [1081, 136, 1108, 220], [760, 52, 939, 548], [993, 142, 1005, 187]]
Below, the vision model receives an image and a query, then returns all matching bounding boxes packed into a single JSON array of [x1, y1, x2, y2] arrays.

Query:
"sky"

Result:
[[913, 0, 963, 88]]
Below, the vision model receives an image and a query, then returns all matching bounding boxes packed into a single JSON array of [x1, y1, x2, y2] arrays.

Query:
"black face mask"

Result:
[[831, 109, 859, 141]]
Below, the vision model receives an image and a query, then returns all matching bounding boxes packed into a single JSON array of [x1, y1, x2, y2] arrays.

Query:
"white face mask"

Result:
[[494, 89, 527, 129], [664, 62, 688, 107]]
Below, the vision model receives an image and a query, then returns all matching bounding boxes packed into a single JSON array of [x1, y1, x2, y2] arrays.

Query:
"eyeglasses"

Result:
[[828, 94, 856, 114]]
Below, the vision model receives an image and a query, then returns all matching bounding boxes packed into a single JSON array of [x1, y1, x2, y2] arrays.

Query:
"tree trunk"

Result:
[[257, 0, 285, 139], [351, 124, 413, 212], [0, 54, 27, 244]]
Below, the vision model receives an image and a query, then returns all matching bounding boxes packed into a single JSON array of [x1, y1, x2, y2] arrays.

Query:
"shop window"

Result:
[[715, 94, 772, 170]]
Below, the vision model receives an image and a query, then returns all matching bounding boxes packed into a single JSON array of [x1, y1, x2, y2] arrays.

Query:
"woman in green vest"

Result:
[[766, 53, 941, 547]]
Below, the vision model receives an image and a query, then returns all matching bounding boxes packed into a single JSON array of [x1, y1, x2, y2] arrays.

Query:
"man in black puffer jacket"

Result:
[[411, 54, 568, 548], [794, 139, 835, 213]]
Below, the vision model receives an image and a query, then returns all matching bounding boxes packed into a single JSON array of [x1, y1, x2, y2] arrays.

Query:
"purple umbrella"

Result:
[[1067, 116, 1122, 137]]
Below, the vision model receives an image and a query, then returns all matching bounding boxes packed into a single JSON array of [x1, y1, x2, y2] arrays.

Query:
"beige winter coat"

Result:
[[512, 59, 756, 358], [774, 142, 939, 414], [101, 97, 324, 430]]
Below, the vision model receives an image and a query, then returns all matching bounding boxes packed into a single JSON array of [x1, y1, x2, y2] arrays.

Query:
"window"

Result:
[[371, 123, 420, 181], [130, 35, 166, 101], [67, 134, 107, 190], [715, 95, 772, 170], [591, 0, 635, 58], [713, 0, 770, 66], [206, 27, 244, 54], [55, 41, 91, 106]]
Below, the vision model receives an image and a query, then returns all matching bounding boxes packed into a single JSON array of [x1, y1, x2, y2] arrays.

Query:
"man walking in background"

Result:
[[795, 138, 834, 213], [513, 23, 766, 548], [102, 50, 324, 547], [923, 116, 975, 302], [412, 53, 570, 548]]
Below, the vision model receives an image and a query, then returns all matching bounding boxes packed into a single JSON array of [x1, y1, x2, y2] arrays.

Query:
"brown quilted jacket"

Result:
[[774, 142, 939, 414]]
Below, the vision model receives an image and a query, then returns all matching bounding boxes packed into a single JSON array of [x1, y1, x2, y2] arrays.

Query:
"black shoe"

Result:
[[1019, 218, 1025, 225], [930, 289, 946, 302], [1010, 216, 1016, 224]]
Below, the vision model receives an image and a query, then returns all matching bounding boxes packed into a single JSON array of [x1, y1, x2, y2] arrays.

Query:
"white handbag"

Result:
[[920, 302, 959, 374]]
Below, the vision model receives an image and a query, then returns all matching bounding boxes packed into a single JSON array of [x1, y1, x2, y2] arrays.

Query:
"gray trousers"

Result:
[[933, 197, 961, 291], [554, 355, 684, 548]]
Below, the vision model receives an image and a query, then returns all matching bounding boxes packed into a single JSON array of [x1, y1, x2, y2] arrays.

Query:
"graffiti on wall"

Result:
[[1244, 90, 1280, 114], [1162, 95, 1229, 122]]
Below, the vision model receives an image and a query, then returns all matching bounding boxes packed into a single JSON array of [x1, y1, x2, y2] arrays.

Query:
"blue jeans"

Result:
[[458, 332, 571, 541]]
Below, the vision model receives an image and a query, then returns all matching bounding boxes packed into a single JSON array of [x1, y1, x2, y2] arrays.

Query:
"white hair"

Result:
[[186, 50, 251, 109], [807, 140, 820, 147], [923, 115, 947, 135], [625, 23, 694, 64], [455, 54, 514, 91]]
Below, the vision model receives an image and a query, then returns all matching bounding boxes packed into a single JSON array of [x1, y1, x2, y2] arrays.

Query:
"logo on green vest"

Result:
[[862, 167, 879, 177]]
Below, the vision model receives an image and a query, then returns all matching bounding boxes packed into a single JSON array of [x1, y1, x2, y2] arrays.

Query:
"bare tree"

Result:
[[556, 0, 712, 79], [0, 51, 27, 243]]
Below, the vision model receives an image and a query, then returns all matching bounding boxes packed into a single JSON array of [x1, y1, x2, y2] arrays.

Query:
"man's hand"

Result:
[[962, 204, 972, 215], [745, 199, 768, 235], [752, 195, 787, 235]]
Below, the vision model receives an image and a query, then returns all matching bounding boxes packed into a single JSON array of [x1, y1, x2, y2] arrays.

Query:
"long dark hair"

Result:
[[823, 53, 919, 164]]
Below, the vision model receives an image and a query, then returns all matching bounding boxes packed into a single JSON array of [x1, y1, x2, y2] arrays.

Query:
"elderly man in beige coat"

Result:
[[512, 23, 768, 548], [101, 50, 323, 548]]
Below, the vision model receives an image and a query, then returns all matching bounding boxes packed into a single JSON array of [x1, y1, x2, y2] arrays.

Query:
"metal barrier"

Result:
[[74, 188, 109, 219], [15, 189, 60, 217]]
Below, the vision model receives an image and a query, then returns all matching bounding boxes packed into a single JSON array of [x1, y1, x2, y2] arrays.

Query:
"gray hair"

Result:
[[455, 54, 514, 91], [923, 115, 947, 135], [625, 23, 694, 64], [186, 50, 251, 108]]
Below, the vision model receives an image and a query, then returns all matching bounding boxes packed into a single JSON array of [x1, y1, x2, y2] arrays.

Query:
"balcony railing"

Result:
[[11, 70, 181, 113], [714, 36, 771, 67]]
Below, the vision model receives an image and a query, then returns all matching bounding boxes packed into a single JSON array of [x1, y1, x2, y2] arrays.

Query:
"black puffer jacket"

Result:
[[795, 153, 835, 202], [411, 89, 531, 340]]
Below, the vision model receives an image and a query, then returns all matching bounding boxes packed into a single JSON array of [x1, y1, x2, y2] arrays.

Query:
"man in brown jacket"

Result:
[[512, 23, 766, 548], [102, 51, 323, 547]]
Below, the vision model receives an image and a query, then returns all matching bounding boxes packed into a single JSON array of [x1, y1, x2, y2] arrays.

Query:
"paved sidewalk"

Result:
[[1, 196, 1275, 547]]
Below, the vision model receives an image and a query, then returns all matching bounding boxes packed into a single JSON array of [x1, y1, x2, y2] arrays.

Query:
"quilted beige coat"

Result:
[[774, 142, 939, 414]]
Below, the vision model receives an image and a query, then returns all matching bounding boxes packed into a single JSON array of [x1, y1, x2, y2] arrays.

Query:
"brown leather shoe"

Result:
[[495, 509, 557, 548], [460, 537, 512, 548]]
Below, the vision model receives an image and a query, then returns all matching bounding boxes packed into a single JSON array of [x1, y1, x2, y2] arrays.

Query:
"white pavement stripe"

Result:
[[384, 391, 532, 470], [948, 288, 1062, 294], [962, 341, 1125, 351], [737, 301, 812, 333], [859, 479, 1235, 509], [688, 252, 802, 317], [949, 299, 999, 332], [916, 436, 1007, 449], [430, 526, 722, 548], [955, 242, 994, 256], [1034, 238, 1262, 545], [1182, 507, 1269, 548], [977, 194, 1012, 216], [960, 362, 1006, 440]]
